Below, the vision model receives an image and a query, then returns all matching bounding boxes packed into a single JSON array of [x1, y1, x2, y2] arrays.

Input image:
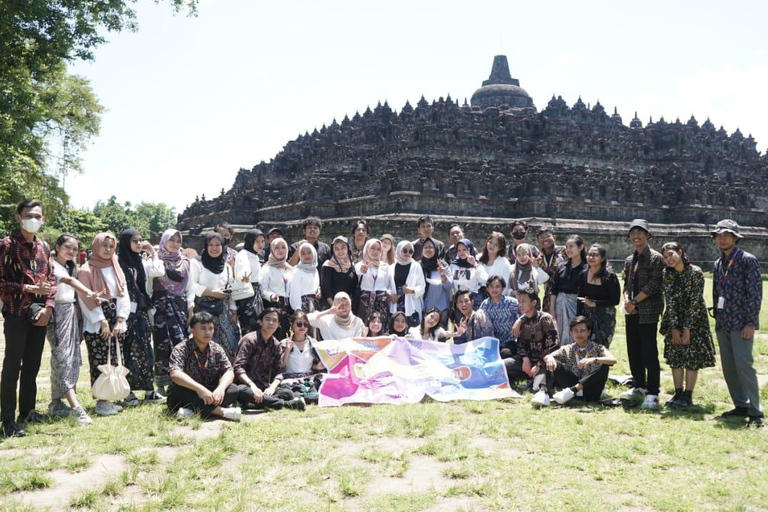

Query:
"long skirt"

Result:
[[83, 299, 127, 388], [582, 305, 616, 348], [46, 302, 82, 400], [236, 283, 264, 335], [356, 290, 390, 326], [152, 292, 189, 388], [123, 311, 155, 391], [555, 292, 578, 346], [300, 294, 321, 339]]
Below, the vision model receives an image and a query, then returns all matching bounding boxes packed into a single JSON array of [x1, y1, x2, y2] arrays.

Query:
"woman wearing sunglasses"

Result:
[[280, 311, 325, 380], [386, 241, 426, 328]]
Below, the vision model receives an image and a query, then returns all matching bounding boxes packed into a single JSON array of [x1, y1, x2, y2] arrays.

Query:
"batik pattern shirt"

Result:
[[713, 249, 762, 331], [169, 339, 233, 391], [479, 296, 521, 348], [622, 245, 664, 324], [0, 230, 57, 316], [233, 331, 284, 389], [517, 311, 559, 365], [549, 341, 608, 378]]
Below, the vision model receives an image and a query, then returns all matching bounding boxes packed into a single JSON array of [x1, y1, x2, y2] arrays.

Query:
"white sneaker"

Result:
[[221, 407, 242, 422], [532, 373, 546, 392], [576, 390, 584, 398], [619, 388, 646, 401], [95, 400, 118, 416], [71, 406, 93, 426], [553, 388, 575, 405], [175, 407, 195, 419], [640, 394, 660, 410], [48, 401, 72, 417], [531, 389, 550, 408]]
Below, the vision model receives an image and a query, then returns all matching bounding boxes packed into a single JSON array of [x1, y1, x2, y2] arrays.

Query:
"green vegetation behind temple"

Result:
[[0, 196, 177, 246]]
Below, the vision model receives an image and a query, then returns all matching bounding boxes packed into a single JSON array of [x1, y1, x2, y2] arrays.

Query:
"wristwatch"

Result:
[[630, 299, 638, 306]]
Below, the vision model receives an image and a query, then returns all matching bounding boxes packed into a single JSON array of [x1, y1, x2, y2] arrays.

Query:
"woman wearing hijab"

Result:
[[320, 236, 357, 310], [308, 292, 365, 339], [191, 232, 238, 359], [288, 242, 321, 314], [260, 237, 293, 337], [150, 229, 194, 395], [232, 229, 265, 335], [354, 238, 390, 325], [448, 238, 488, 310], [509, 243, 549, 299], [117, 229, 166, 406], [420, 237, 453, 325], [77, 233, 131, 417], [386, 240, 426, 327]]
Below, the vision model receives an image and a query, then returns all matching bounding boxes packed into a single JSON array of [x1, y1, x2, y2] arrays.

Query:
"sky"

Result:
[[66, 0, 768, 215]]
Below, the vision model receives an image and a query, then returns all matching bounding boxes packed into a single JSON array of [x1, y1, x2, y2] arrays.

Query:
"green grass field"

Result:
[[0, 280, 766, 511]]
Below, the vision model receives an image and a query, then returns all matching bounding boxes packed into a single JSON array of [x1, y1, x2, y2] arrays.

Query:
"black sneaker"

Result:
[[665, 390, 683, 408], [746, 416, 764, 428], [718, 407, 749, 419], [2, 420, 26, 438], [18, 411, 44, 425], [284, 397, 306, 411]]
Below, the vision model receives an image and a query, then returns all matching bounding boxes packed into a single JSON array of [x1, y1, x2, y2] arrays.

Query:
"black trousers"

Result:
[[503, 357, 530, 383], [238, 383, 296, 410], [546, 364, 610, 402], [166, 383, 240, 418], [625, 315, 660, 395], [1, 314, 47, 422]]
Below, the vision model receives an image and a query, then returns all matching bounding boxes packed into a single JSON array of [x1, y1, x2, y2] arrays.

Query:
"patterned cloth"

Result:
[[236, 283, 264, 335], [0, 230, 56, 316], [622, 245, 665, 324], [555, 293, 579, 346], [169, 339, 233, 392], [452, 310, 494, 345], [548, 340, 608, 378], [539, 247, 565, 315], [233, 331, 284, 389], [152, 292, 189, 387], [194, 298, 240, 359], [123, 311, 155, 391], [479, 296, 521, 350], [660, 265, 716, 370], [712, 248, 762, 331], [83, 299, 127, 386], [580, 306, 616, 348], [356, 290, 390, 326], [46, 302, 82, 399], [516, 311, 559, 365]]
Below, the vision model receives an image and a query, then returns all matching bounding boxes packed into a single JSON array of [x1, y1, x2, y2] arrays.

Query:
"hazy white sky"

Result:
[[67, 0, 768, 214]]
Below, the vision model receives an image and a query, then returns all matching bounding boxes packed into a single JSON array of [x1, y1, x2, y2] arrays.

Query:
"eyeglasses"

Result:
[[131, 238, 144, 244], [402, 248, 414, 255], [294, 321, 309, 328]]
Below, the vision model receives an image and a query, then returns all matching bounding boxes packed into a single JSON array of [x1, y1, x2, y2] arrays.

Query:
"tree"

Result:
[[0, 0, 196, 233]]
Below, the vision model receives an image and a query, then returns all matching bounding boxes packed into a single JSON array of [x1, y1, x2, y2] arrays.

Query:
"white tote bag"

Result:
[[92, 336, 131, 401]]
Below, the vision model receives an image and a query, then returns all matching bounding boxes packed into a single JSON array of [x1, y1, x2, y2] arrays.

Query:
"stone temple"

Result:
[[177, 55, 768, 262]]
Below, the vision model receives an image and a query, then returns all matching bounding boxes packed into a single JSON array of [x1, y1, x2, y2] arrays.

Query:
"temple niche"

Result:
[[177, 55, 768, 231]]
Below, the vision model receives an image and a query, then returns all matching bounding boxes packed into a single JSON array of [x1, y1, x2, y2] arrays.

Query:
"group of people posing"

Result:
[[0, 203, 763, 437]]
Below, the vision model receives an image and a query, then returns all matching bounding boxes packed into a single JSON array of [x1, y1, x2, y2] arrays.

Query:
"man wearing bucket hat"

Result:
[[620, 219, 665, 409], [711, 219, 763, 427]]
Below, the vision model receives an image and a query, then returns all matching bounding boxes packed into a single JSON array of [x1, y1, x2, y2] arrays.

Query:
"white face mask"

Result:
[[21, 218, 42, 233]]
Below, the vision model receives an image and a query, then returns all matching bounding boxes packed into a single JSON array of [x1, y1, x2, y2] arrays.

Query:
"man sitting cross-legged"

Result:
[[543, 316, 617, 405], [502, 289, 559, 407], [167, 312, 242, 421]]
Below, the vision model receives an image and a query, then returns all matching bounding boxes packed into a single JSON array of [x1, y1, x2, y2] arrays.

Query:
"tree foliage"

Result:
[[0, 0, 196, 233]]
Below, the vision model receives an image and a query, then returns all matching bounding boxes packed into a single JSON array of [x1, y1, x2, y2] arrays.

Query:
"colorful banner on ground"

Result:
[[314, 336, 520, 406]]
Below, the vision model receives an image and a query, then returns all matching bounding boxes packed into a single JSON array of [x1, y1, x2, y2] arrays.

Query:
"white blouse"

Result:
[[308, 311, 365, 340], [448, 263, 488, 294], [480, 256, 512, 295], [260, 265, 292, 301], [190, 261, 236, 311], [78, 266, 131, 334], [288, 269, 320, 311], [231, 250, 261, 301], [355, 262, 390, 292], [52, 260, 76, 304]]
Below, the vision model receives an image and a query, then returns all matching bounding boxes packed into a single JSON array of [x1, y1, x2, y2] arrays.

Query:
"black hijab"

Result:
[[420, 237, 440, 293], [201, 232, 226, 274], [118, 229, 151, 303], [243, 229, 264, 256]]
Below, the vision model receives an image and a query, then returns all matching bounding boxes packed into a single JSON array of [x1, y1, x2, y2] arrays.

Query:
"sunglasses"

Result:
[[402, 248, 414, 254], [294, 321, 309, 328], [131, 238, 144, 243]]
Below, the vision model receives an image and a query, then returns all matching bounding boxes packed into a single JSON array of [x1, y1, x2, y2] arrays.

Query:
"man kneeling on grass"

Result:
[[167, 312, 242, 421], [503, 289, 559, 408], [543, 316, 617, 405]]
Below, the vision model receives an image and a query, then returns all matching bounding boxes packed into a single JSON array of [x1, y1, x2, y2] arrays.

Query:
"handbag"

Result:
[[26, 303, 45, 325], [92, 336, 131, 401], [198, 297, 225, 316]]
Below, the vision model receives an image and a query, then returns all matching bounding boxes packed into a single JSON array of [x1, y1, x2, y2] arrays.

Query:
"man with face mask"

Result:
[[0, 200, 57, 437]]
